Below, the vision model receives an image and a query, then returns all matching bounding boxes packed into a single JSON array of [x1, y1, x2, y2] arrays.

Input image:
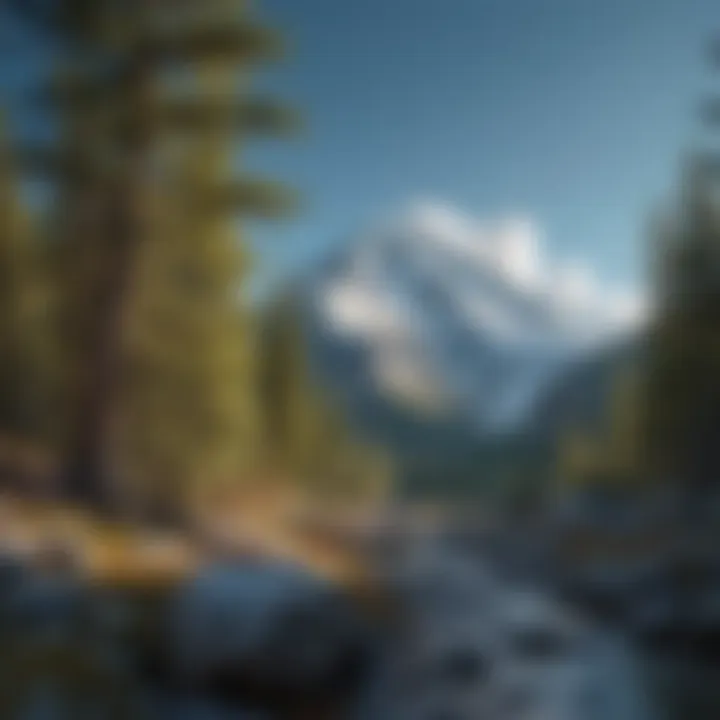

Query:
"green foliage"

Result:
[[641, 157, 720, 486], [7, 0, 295, 515], [560, 152, 720, 493], [0, 123, 52, 441], [556, 366, 645, 491], [256, 298, 393, 505], [606, 368, 645, 479], [3, 1, 382, 518]]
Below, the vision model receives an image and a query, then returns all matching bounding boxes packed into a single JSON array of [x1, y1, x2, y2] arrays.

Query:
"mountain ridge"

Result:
[[293, 202, 643, 496]]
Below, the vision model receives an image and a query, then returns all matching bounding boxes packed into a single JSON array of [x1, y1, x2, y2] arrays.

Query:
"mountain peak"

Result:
[[307, 201, 645, 432]]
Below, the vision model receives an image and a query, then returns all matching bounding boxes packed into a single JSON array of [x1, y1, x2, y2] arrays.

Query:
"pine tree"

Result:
[[605, 368, 644, 482], [0, 120, 47, 440], [10, 0, 295, 515], [632, 42, 720, 492], [256, 296, 321, 480], [641, 157, 720, 489], [110, 51, 283, 521], [256, 296, 393, 505]]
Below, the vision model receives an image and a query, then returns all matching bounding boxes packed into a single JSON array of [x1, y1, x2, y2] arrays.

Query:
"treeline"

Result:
[[559, 50, 720, 496], [0, 0, 391, 522]]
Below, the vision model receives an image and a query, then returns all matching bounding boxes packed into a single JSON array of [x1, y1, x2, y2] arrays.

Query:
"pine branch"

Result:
[[145, 22, 284, 64], [711, 36, 720, 67], [158, 97, 300, 135], [5, 0, 109, 45], [701, 98, 720, 127], [190, 178, 299, 218], [12, 145, 99, 181], [31, 74, 116, 113]]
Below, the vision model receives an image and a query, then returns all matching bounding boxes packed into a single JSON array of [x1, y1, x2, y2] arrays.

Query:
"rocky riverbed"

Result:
[[0, 526, 661, 720]]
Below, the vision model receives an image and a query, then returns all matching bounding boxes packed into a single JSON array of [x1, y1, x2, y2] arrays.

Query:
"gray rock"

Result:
[[165, 561, 374, 712]]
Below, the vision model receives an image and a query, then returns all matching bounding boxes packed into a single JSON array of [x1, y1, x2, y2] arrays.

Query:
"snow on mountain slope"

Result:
[[307, 201, 644, 433]]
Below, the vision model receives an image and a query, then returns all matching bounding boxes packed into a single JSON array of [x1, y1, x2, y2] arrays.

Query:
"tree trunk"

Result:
[[62, 59, 153, 514]]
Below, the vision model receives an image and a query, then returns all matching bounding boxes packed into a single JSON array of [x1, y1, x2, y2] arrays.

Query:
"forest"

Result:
[[1, 2, 720, 718], [0, 0, 392, 530]]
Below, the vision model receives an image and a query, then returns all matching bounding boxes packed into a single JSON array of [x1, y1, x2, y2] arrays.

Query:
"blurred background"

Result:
[[0, 0, 719, 718]]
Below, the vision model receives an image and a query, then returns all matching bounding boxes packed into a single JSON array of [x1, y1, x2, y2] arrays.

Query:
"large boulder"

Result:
[[164, 561, 376, 714]]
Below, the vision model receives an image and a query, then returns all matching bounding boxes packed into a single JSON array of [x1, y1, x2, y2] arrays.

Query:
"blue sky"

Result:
[[245, 0, 719, 295], [0, 0, 717, 298]]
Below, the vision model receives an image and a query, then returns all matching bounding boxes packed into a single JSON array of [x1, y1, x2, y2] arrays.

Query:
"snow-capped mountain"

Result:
[[304, 201, 644, 436]]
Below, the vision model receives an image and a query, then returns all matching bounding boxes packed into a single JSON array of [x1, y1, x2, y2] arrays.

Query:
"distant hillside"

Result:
[[527, 337, 641, 441], [323, 336, 639, 501]]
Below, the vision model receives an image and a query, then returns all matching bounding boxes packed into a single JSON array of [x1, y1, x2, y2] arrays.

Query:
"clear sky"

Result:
[[245, 0, 719, 295], [0, 1, 717, 298]]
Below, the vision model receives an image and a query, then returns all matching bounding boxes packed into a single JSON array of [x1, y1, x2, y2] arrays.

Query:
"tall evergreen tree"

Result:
[[636, 43, 720, 490], [641, 157, 720, 489], [10, 0, 294, 515]]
